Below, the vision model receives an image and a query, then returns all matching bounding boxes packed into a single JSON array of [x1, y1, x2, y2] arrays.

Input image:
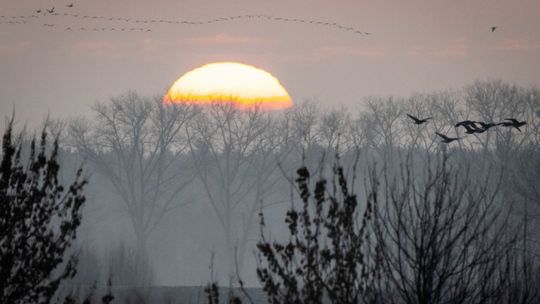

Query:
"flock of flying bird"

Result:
[[406, 114, 527, 144], [1, 4, 503, 35], [1, 3, 372, 35]]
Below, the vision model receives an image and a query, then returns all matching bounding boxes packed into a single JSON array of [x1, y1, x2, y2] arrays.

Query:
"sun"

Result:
[[164, 62, 293, 110]]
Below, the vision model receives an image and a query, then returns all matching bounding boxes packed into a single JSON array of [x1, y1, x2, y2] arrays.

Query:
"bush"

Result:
[[256, 155, 380, 304], [0, 119, 87, 303]]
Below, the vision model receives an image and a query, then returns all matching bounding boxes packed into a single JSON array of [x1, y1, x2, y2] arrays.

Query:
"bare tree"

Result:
[[371, 152, 518, 304], [496, 244, 540, 304], [464, 80, 540, 256], [290, 101, 323, 154], [464, 80, 535, 161], [238, 111, 297, 268], [362, 97, 404, 160], [69, 91, 196, 284], [186, 101, 287, 278]]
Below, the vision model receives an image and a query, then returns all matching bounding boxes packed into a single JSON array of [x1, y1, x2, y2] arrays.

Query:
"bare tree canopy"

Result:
[[186, 101, 294, 277], [372, 153, 519, 304], [68, 92, 197, 285]]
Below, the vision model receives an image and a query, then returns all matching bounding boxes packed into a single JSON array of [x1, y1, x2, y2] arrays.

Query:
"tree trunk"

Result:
[[133, 222, 152, 287]]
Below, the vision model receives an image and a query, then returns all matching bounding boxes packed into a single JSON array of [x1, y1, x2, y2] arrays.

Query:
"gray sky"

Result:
[[1, 0, 539, 124]]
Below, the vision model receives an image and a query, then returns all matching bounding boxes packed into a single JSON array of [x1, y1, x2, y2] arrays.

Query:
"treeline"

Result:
[[1, 79, 539, 303]]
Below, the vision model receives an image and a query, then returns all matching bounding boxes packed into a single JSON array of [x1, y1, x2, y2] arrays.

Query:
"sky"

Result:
[[1, 0, 539, 125]]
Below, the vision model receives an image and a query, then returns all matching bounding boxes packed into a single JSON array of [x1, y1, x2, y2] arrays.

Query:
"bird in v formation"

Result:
[[24, 6, 373, 35], [406, 114, 527, 144], [22, 6, 501, 37]]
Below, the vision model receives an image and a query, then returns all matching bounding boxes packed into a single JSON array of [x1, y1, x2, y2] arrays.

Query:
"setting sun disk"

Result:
[[164, 62, 293, 110]]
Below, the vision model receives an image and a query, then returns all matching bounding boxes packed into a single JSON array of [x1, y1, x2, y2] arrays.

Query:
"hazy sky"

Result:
[[1, 0, 539, 124]]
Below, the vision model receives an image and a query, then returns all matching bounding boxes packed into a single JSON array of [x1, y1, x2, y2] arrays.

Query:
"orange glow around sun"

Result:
[[164, 62, 293, 110]]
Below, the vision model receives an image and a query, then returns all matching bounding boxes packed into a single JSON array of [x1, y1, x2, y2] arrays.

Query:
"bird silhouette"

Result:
[[407, 114, 432, 125], [46, 7, 55, 14], [454, 120, 476, 128], [504, 118, 526, 127], [436, 132, 460, 143], [463, 124, 482, 134], [36, 9, 42, 13], [67, 3, 74, 8], [471, 124, 487, 133], [491, 26, 497, 32], [498, 118, 527, 131], [497, 121, 513, 128], [476, 121, 497, 130], [455, 121, 485, 134]]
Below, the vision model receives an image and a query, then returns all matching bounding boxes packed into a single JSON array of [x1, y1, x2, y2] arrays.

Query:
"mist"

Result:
[[4, 79, 534, 303]]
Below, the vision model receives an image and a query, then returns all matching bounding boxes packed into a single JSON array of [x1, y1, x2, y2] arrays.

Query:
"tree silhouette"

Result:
[[372, 152, 518, 304], [0, 118, 87, 304], [69, 92, 196, 285], [186, 101, 281, 278]]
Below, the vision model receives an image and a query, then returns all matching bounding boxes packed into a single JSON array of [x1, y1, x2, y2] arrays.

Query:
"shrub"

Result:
[[0, 119, 87, 303], [256, 155, 380, 304]]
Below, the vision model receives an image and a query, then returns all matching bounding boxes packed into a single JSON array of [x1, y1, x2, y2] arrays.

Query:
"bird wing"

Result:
[[407, 113, 419, 122], [504, 118, 518, 124], [454, 121, 467, 127], [435, 132, 449, 140], [463, 124, 476, 132]]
